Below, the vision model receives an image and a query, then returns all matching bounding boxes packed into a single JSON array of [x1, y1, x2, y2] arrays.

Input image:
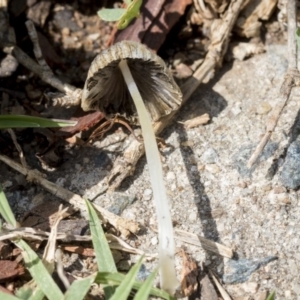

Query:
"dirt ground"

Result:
[[1, 1, 300, 300]]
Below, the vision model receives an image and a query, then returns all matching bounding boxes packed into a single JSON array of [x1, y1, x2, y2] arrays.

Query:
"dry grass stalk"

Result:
[[182, 113, 210, 129], [0, 154, 141, 237], [175, 229, 233, 258], [43, 205, 68, 273], [209, 270, 232, 300], [0, 226, 155, 258], [247, 0, 298, 167]]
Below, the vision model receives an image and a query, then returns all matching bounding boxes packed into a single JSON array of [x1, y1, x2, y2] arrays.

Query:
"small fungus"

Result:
[[82, 41, 183, 294]]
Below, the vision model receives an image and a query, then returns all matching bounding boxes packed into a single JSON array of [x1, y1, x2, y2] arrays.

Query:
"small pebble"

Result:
[[256, 102, 271, 115], [188, 212, 197, 221], [143, 188, 152, 200], [205, 164, 220, 174], [230, 102, 242, 116], [284, 290, 292, 298], [201, 148, 218, 164], [181, 140, 194, 147], [175, 63, 193, 79], [88, 33, 100, 41], [166, 172, 175, 181], [151, 236, 158, 245], [240, 282, 259, 293]]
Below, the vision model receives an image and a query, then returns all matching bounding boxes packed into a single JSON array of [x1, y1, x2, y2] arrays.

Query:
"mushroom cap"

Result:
[[81, 41, 182, 122]]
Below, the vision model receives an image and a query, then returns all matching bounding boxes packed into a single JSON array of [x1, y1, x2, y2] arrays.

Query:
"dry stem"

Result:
[[247, 0, 298, 167], [0, 154, 141, 237]]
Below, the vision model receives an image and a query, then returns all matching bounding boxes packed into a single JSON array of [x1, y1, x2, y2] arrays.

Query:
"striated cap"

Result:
[[81, 41, 182, 122]]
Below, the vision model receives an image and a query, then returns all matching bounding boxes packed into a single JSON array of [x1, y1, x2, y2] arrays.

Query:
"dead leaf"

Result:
[[113, 0, 192, 51], [0, 260, 25, 282], [61, 245, 95, 256], [179, 249, 199, 297], [57, 111, 104, 137]]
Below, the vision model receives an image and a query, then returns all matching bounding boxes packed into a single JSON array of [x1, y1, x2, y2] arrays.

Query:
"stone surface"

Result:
[[280, 140, 300, 189]]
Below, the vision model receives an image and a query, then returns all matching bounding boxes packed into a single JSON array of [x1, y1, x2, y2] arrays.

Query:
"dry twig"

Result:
[[0, 154, 141, 237], [175, 229, 233, 258], [247, 0, 299, 167], [208, 270, 232, 300], [0, 227, 154, 257]]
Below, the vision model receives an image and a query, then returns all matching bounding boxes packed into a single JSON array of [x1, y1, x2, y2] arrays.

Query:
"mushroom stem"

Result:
[[119, 59, 178, 294]]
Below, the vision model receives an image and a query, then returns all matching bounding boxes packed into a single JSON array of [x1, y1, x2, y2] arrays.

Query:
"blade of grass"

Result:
[[85, 199, 117, 272], [110, 257, 143, 300], [16, 283, 44, 300], [266, 291, 275, 300], [133, 269, 158, 300], [95, 272, 175, 300], [15, 240, 63, 300], [0, 184, 17, 227], [64, 274, 96, 300], [98, 8, 125, 21], [0, 291, 21, 300], [85, 199, 117, 298], [0, 115, 77, 129]]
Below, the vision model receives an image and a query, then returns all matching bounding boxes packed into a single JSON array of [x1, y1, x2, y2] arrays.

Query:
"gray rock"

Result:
[[280, 140, 300, 189], [136, 264, 151, 281], [223, 256, 277, 284], [201, 148, 218, 164], [107, 193, 136, 215], [233, 142, 278, 177]]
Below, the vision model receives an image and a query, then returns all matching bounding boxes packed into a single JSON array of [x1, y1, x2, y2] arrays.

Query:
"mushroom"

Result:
[[82, 41, 183, 295], [81, 41, 182, 123]]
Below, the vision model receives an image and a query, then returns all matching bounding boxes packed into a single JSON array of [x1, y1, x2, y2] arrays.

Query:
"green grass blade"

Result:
[[110, 257, 143, 300], [0, 184, 17, 227], [133, 269, 158, 300], [296, 28, 300, 50], [117, 0, 142, 29], [0, 121, 40, 128], [85, 199, 117, 298], [64, 274, 96, 300], [266, 291, 275, 300], [95, 272, 175, 300], [85, 199, 117, 273], [0, 115, 77, 129], [16, 240, 63, 300], [97, 8, 125, 21], [0, 291, 21, 300], [27, 288, 44, 300], [16, 283, 44, 300]]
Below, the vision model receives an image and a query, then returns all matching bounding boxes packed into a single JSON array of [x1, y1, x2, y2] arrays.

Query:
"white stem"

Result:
[[119, 59, 178, 294]]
